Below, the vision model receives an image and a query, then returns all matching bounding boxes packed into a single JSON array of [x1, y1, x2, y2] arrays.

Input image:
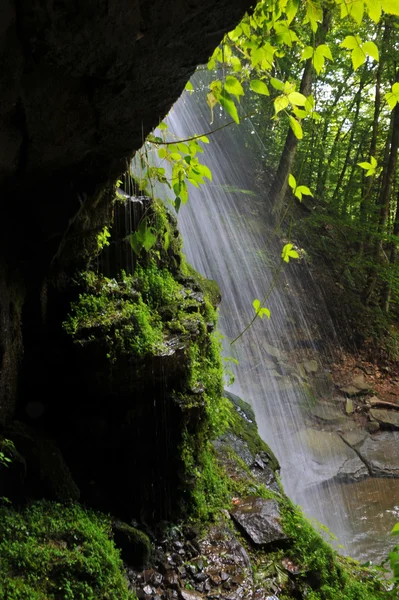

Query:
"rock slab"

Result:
[[230, 497, 287, 547]]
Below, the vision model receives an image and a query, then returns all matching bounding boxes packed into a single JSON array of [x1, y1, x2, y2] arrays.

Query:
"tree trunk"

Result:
[[270, 10, 331, 215]]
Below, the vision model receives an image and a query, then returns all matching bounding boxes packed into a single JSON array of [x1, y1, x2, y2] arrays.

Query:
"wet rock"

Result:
[[352, 373, 370, 391], [357, 432, 399, 477], [366, 421, 380, 434], [180, 589, 204, 600], [369, 409, 399, 430], [308, 402, 348, 426], [340, 385, 365, 397], [113, 521, 151, 568], [200, 526, 252, 599], [230, 497, 287, 548], [288, 429, 368, 489], [341, 430, 368, 447], [262, 342, 284, 360], [303, 359, 318, 374]]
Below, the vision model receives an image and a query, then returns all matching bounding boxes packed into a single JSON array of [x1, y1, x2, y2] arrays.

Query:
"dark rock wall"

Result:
[[0, 0, 252, 422]]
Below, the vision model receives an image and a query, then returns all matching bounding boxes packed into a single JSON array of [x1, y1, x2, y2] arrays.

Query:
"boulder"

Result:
[[369, 409, 399, 430], [230, 497, 287, 548], [287, 429, 368, 489], [357, 432, 399, 477]]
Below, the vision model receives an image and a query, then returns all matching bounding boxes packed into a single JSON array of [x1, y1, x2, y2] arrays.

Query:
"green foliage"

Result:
[[0, 501, 136, 600], [97, 226, 111, 252], [0, 439, 15, 468]]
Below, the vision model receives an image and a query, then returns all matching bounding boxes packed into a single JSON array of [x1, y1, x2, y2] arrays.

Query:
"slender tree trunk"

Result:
[[270, 10, 331, 214], [330, 65, 368, 210], [364, 71, 399, 305], [382, 190, 399, 312]]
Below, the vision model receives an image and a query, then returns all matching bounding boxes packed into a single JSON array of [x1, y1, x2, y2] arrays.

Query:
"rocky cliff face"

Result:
[[0, 0, 251, 424]]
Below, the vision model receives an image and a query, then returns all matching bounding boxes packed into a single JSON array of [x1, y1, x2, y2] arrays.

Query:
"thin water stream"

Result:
[[158, 73, 399, 564]]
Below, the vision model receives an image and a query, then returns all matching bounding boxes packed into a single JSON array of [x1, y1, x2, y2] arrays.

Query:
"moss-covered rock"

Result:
[[112, 521, 152, 568], [0, 501, 136, 600]]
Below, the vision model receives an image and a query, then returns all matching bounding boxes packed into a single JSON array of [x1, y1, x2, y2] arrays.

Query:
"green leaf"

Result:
[[282, 243, 299, 263], [219, 90, 240, 123], [341, 35, 358, 50], [252, 299, 271, 319], [199, 135, 210, 144], [196, 164, 213, 181], [185, 81, 194, 92], [351, 46, 366, 70], [274, 95, 289, 114], [225, 76, 245, 98], [174, 197, 181, 213], [381, 0, 399, 14], [142, 229, 157, 252], [288, 91, 307, 106], [362, 41, 379, 62], [365, 0, 382, 22], [286, 0, 299, 23], [288, 173, 297, 189], [317, 44, 333, 60], [250, 79, 270, 95], [296, 185, 313, 197], [158, 148, 167, 159], [358, 161, 372, 170], [370, 156, 377, 168], [391, 523, 399, 535], [129, 232, 142, 255], [301, 46, 314, 61], [270, 78, 285, 91], [385, 82, 399, 110], [289, 115, 303, 139], [158, 122, 168, 131]]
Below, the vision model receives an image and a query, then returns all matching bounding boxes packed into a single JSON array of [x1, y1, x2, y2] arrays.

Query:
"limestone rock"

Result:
[[340, 385, 364, 397], [230, 497, 287, 548], [369, 409, 399, 430], [287, 429, 368, 490], [357, 432, 399, 477], [352, 373, 370, 391], [303, 359, 318, 374]]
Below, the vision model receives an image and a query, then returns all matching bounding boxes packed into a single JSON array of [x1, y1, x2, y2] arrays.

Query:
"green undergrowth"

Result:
[[0, 501, 136, 600]]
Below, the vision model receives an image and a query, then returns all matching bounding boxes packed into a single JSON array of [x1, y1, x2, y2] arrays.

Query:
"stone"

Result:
[[340, 385, 365, 396], [357, 432, 399, 477], [286, 429, 368, 490], [369, 409, 399, 430], [366, 421, 380, 434], [262, 342, 284, 360], [230, 497, 287, 548], [303, 360, 318, 374], [352, 373, 370, 391], [341, 430, 368, 447], [180, 589, 204, 600], [308, 403, 347, 424], [112, 521, 152, 568], [345, 398, 354, 414]]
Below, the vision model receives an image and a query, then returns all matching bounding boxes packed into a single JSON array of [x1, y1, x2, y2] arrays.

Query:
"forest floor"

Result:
[[330, 348, 399, 405]]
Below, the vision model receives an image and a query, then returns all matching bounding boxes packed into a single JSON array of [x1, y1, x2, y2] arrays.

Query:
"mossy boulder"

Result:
[[112, 521, 152, 568], [0, 501, 135, 600]]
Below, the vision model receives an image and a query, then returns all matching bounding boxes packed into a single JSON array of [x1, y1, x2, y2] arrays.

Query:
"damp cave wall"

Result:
[[0, 0, 253, 518]]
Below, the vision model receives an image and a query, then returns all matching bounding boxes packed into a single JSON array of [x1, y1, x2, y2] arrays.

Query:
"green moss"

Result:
[[224, 391, 279, 471], [0, 501, 136, 600], [275, 498, 392, 600], [182, 263, 221, 308]]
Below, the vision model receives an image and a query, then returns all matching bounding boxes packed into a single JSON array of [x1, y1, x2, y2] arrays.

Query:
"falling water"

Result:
[[158, 71, 399, 564]]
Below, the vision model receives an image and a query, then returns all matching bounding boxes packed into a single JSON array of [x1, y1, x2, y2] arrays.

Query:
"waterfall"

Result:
[[154, 70, 399, 564]]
